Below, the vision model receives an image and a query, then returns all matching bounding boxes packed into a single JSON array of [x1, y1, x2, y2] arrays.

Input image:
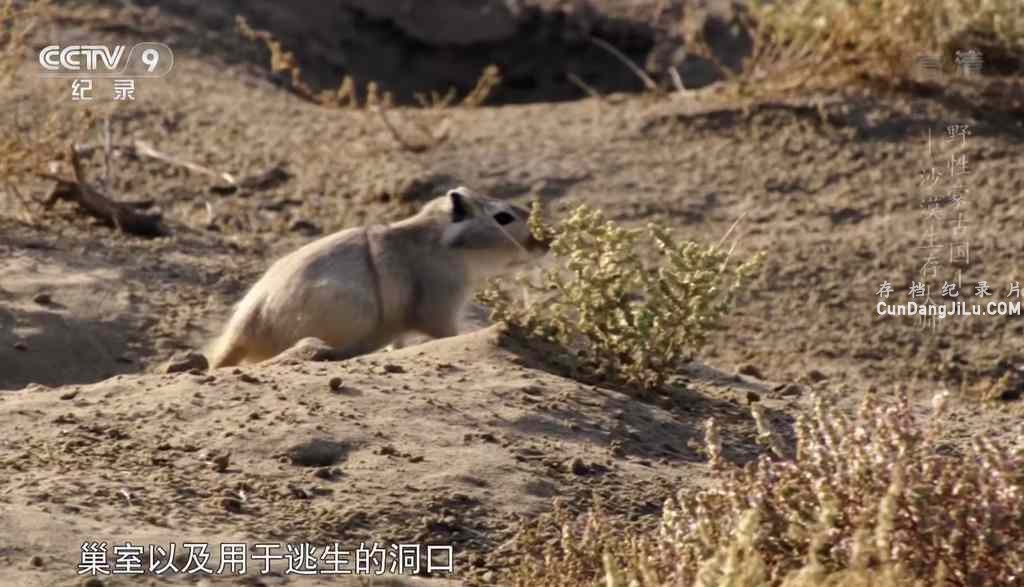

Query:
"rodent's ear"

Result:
[[448, 188, 470, 223]]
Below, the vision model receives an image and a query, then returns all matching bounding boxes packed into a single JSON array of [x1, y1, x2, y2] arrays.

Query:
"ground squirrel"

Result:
[[207, 186, 549, 368]]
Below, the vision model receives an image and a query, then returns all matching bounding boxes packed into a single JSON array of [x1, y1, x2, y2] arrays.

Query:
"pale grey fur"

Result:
[[206, 187, 547, 368]]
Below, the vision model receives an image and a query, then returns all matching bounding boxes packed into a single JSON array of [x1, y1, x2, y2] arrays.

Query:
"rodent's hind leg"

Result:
[[267, 337, 383, 363], [209, 342, 249, 369], [414, 315, 459, 341], [383, 334, 409, 353]]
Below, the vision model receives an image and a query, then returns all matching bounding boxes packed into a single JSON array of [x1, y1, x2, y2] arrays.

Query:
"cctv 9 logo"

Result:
[[39, 42, 174, 78]]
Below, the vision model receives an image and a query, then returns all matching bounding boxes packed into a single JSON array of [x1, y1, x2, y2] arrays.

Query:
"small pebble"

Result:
[[567, 457, 589, 475], [221, 497, 243, 513], [212, 453, 231, 472], [737, 363, 764, 379], [161, 351, 208, 374], [238, 373, 260, 384]]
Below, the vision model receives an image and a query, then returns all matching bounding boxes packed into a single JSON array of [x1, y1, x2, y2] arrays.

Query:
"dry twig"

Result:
[[38, 144, 164, 237], [132, 140, 237, 186], [372, 107, 450, 153], [589, 36, 659, 92]]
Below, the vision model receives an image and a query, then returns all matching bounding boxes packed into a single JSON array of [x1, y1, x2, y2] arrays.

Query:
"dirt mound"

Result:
[[0, 326, 780, 585]]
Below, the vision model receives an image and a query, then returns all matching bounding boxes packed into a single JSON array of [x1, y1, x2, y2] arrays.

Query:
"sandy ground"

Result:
[[1, 2, 1023, 586]]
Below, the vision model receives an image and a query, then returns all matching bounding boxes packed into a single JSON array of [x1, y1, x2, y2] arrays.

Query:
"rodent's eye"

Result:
[[493, 212, 515, 226]]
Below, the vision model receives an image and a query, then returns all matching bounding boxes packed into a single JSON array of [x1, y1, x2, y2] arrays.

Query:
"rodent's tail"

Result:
[[205, 329, 247, 369], [205, 300, 256, 369]]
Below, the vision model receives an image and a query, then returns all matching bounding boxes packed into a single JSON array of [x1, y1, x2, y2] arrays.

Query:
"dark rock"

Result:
[[288, 438, 350, 467], [779, 383, 804, 397], [289, 219, 321, 236], [221, 497, 244, 513], [238, 373, 260, 384], [270, 337, 341, 363], [161, 351, 209, 374], [805, 369, 828, 383], [737, 363, 763, 379], [567, 457, 589, 475]]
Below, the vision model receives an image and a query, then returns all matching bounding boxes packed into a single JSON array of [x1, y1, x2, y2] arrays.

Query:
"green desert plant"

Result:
[[504, 390, 1024, 586], [479, 203, 763, 390]]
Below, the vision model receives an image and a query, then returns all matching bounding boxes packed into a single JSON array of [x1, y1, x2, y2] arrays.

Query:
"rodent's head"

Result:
[[426, 186, 550, 281]]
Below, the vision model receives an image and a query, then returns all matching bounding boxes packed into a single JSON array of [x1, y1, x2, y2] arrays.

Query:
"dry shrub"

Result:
[[0, 105, 78, 189], [503, 391, 1024, 586], [415, 64, 502, 109], [0, 0, 94, 219], [237, 14, 500, 110], [688, 0, 1024, 97], [0, 0, 47, 83], [462, 64, 502, 107], [413, 86, 457, 109], [480, 203, 762, 390], [235, 14, 499, 155], [236, 15, 385, 109]]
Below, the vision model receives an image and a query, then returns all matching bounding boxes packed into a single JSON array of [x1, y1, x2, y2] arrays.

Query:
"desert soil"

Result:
[[1, 1, 1023, 586]]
